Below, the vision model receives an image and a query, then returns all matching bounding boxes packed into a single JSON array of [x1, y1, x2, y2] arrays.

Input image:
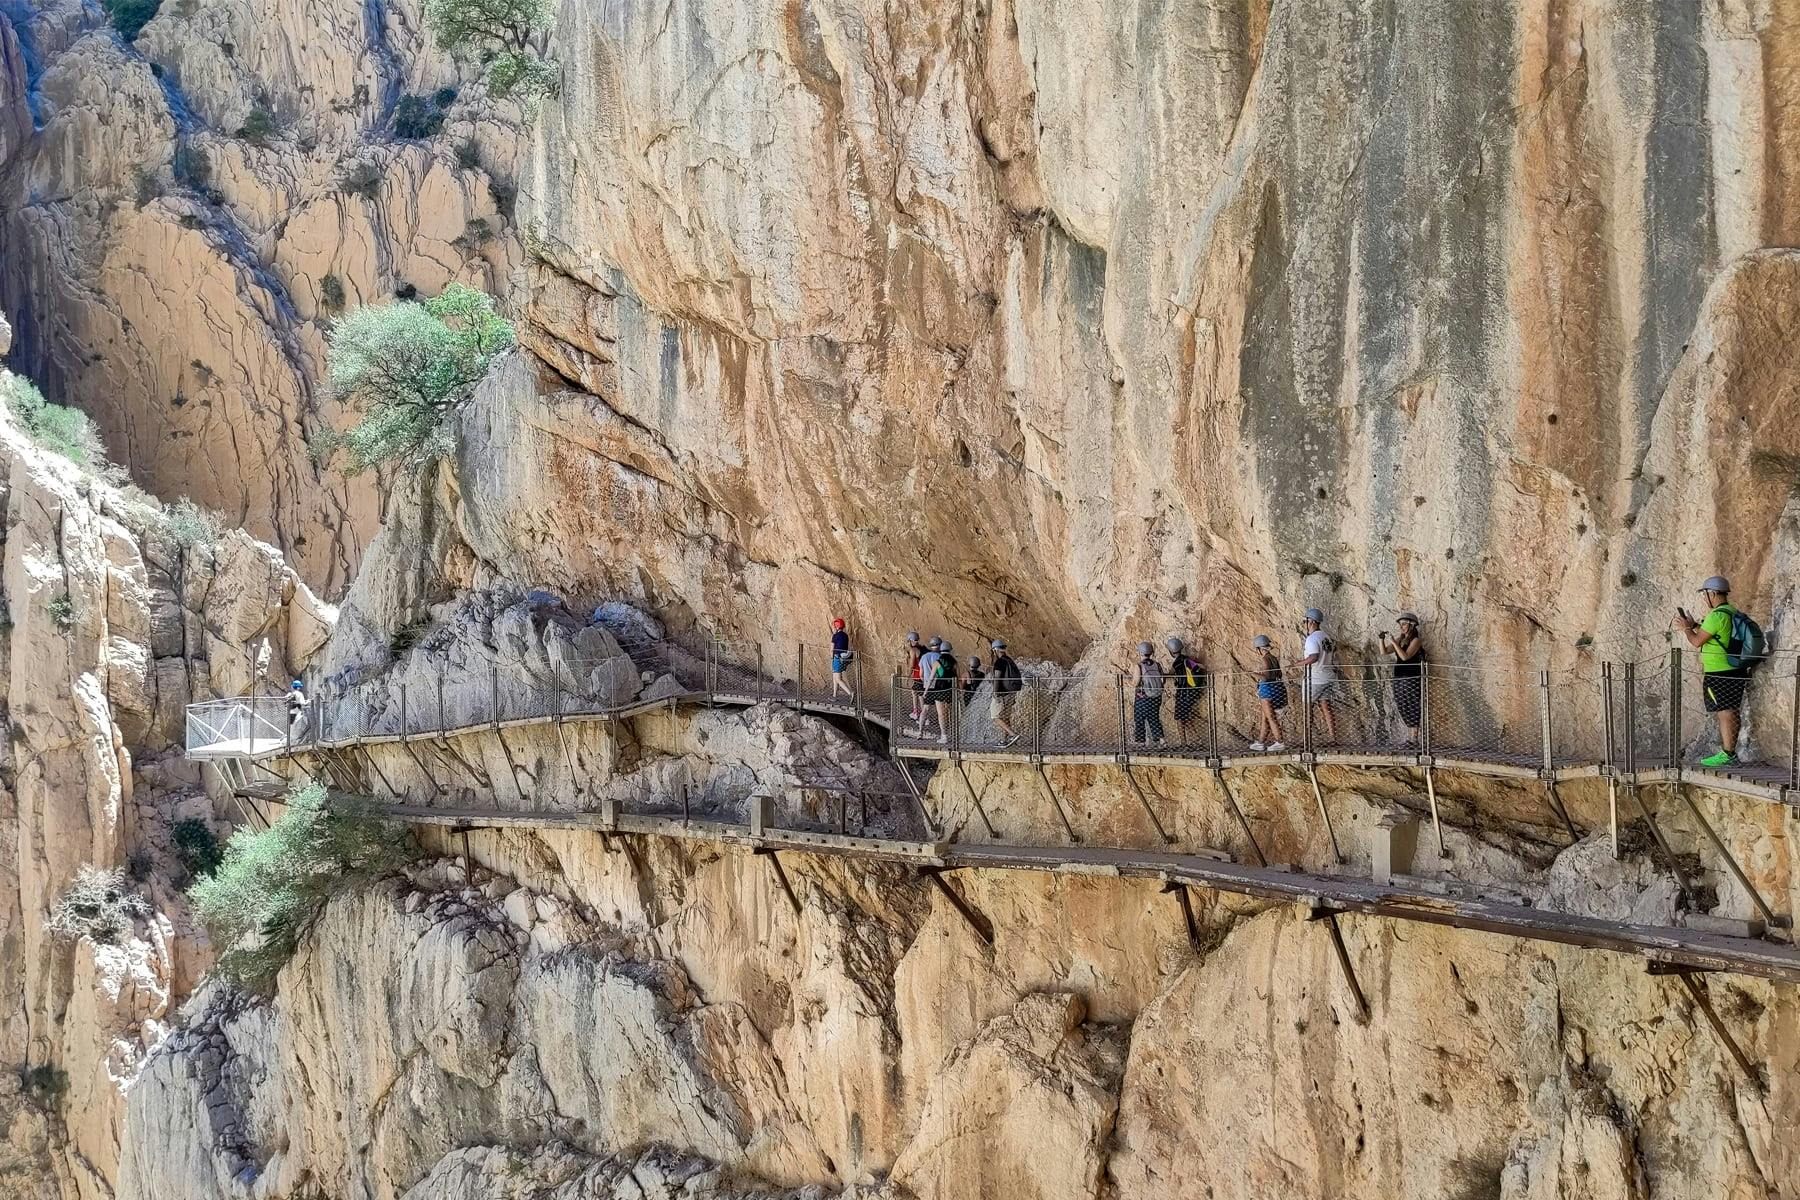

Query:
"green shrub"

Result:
[[393, 94, 446, 140], [457, 217, 492, 247], [134, 167, 159, 206], [389, 616, 432, 661], [188, 781, 414, 988], [47, 593, 76, 631], [320, 273, 347, 313], [424, 0, 558, 116], [237, 105, 277, 146], [47, 866, 151, 945], [166, 498, 223, 553], [172, 141, 211, 191], [172, 818, 224, 879], [1, 374, 106, 466], [20, 1065, 69, 1109], [322, 283, 514, 474], [102, 0, 162, 40], [341, 161, 382, 200], [455, 140, 481, 170]]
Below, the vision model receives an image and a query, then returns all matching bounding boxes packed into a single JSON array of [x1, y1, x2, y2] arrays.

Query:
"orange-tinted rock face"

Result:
[[346, 0, 1787, 689]]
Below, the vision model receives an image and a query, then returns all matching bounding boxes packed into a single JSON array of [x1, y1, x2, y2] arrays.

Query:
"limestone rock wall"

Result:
[[456, 0, 1800, 683], [0, 325, 331, 1199], [0, 0, 521, 594]]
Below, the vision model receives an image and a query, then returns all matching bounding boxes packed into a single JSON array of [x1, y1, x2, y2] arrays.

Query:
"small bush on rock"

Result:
[[1, 375, 106, 466], [20, 1065, 69, 1109], [173, 817, 224, 879], [102, 0, 162, 40], [342, 161, 383, 200], [47, 593, 76, 631], [321, 283, 514, 474], [237, 105, 277, 147], [320, 272, 347, 313], [166, 498, 224, 553], [189, 781, 414, 988], [393, 93, 447, 140], [47, 866, 151, 945], [172, 141, 212, 191]]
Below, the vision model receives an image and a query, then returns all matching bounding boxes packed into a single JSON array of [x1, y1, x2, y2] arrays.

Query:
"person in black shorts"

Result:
[[925, 639, 957, 744], [1379, 613, 1425, 746]]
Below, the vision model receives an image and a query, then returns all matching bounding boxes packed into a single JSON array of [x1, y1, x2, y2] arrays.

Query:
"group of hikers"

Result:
[[830, 575, 1768, 765]]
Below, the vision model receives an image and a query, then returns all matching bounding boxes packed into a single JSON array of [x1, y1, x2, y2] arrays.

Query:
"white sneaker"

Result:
[[1267, 741, 1286, 752], [936, 734, 948, 745], [1249, 741, 1266, 752]]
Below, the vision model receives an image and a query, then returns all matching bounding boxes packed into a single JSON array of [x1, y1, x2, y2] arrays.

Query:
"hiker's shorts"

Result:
[[1703, 669, 1749, 713]]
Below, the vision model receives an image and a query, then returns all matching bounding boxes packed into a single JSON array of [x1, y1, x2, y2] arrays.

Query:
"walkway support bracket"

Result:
[[1162, 881, 1203, 953], [1034, 762, 1081, 844], [1120, 763, 1176, 846], [1213, 769, 1266, 868], [1306, 904, 1371, 1022], [1419, 763, 1447, 858], [1649, 963, 1767, 1096], [1625, 781, 1702, 912], [755, 847, 803, 917], [920, 867, 995, 946], [1668, 781, 1788, 940], [1307, 764, 1345, 865], [897, 765, 941, 843], [956, 759, 1001, 839]]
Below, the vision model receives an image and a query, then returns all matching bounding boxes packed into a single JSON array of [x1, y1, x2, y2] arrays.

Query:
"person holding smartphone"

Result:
[[1672, 577, 1747, 766], [1380, 613, 1425, 746]]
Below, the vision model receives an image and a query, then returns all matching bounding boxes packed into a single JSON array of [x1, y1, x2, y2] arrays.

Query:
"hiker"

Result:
[[1673, 576, 1764, 766], [1133, 641, 1167, 746], [830, 617, 854, 698], [1250, 634, 1287, 752], [926, 639, 958, 744], [989, 638, 1023, 746], [1166, 636, 1208, 744], [286, 679, 309, 743], [964, 655, 986, 707], [1298, 607, 1340, 743], [903, 632, 925, 726], [1380, 613, 1426, 746]]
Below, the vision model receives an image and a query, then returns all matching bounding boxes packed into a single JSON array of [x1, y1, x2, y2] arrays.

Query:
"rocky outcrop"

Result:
[[0, 320, 330, 1199], [0, 0, 521, 594]]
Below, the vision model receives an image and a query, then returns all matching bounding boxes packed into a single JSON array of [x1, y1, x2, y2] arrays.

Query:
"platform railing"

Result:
[[185, 696, 292, 755]]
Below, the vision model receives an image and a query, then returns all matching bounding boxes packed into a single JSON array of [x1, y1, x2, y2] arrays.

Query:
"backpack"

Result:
[[1138, 659, 1164, 698], [1723, 608, 1769, 671], [996, 656, 1023, 694], [936, 653, 957, 680], [1176, 655, 1208, 692]]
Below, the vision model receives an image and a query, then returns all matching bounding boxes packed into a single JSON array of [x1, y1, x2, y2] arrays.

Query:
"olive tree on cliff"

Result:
[[424, 0, 559, 113], [323, 283, 514, 474]]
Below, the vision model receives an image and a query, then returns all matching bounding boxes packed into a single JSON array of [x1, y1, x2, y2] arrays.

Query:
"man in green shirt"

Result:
[[1672, 576, 1747, 767]]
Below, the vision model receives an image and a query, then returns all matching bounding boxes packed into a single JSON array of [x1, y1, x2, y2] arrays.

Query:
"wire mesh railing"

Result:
[[190, 632, 1800, 797]]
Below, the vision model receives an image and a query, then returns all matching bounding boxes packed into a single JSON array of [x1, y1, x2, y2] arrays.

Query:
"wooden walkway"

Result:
[[280, 796, 1800, 984]]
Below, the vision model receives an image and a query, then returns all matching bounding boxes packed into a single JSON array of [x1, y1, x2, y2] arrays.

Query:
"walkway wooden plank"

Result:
[[348, 797, 1800, 983]]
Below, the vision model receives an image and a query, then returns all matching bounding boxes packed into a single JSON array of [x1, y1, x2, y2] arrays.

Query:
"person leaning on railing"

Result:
[[1672, 576, 1751, 767], [1379, 613, 1425, 747]]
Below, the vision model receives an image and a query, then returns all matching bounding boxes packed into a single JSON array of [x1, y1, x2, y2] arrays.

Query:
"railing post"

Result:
[[399, 682, 409, 744], [1789, 657, 1800, 794], [1538, 669, 1553, 775], [1301, 672, 1314, 757], [1601, 662, 1616, 771], [1623, 662, 1638, 776], [1117, 672, 1129, 758], [436, 661, 447, 734], [551, 663, 564, 723], [1420, 665, 1433, 760], [1206, 674, 1221, 764], [797, 643, 806, 704], [951, 677, 962, 756], [248, 701, 258, 757], [1667, 648, 1682, 771], [854, 656, 865, 723], [756, 645, 765, 701], [490, 663, 501, 730]]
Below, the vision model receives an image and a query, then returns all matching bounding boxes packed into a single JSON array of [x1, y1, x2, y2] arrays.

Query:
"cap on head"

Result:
[[930, 636, 943, 650], [1165, 636, 1183, 653], [1397, 611, 1419, 625], [1700, 576, 1731, 595], [292, 680, 305, 689], [990, 638, 1006, 650], [1304, 607, 1324, 623], [970, 657, 982, 668], [939, 639, 953, 652], [1136, 641, 1153, 656], [1253, 634, 1272, 648], [832, 617, 845, 630], [907, 630, 920, 644]]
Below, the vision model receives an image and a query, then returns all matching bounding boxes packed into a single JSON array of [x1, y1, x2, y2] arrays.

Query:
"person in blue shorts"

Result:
[[1251, 634, 1287, 752], [829, 617, 853, 698]]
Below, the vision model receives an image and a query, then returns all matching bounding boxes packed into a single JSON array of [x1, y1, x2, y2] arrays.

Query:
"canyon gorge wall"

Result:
[[3, 1, 1800, 1199]]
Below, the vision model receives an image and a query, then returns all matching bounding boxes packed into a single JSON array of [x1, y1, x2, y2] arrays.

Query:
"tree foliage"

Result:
[[323, 283, 514, 474], [1, 374, 106, 465], [102, 0, 161, 40], [187, 781, 414, 988], [424, 0, 559, 113]]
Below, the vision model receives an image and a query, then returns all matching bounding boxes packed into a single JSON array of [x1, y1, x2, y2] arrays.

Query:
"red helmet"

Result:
[[832, 618, 845, 629]]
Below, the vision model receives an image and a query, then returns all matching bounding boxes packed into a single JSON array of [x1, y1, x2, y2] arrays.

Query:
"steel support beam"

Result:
[[1307, 905, 1371, 1022], [1034, 763, 1081, 844], [1669, 781, 1787, 940], [1307, 764, 1346, 865], [920, 867, 995, 945], [956, 759, 1001, 838], [755, 847, 803, 916], [1650, 964, 1767, 1096], [1625, 781, 1703, 911], [1162, 881, 1203, 953], [1120, 764, 1175, 845], [1213, 770, 1266, 868]]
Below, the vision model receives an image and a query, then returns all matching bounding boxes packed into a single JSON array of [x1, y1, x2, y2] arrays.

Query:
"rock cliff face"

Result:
[[0, 309, 330, 1199], [5, 2, 1800, 1200], [0, 0, 521, 593]]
